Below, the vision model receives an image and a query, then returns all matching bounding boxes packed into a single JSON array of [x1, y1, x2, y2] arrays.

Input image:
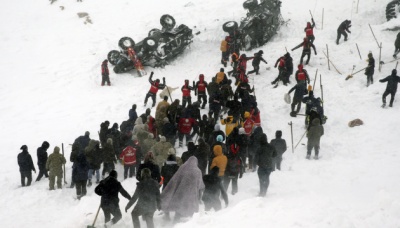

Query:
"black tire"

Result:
[[223, 21, 238, 33], [148, 28, 162, 38], [107, 50, 120, 65], [118, 37, 135, 50], [160, 14, 176, 30], [243, 0, 258, 10], [386, 0, 400, 21], [143, 37, 158, 51]]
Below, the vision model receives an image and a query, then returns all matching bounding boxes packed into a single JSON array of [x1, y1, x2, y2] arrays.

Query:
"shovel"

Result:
[[87, 205, 101, 228], [345, 67, 367, 80]]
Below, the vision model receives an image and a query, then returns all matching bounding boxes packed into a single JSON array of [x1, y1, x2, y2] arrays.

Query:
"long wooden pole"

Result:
[[368, 24, 380, 48], [379, 42, 382, 72], [326, 44, 330, 70], [356, 43, 362, 60], [322, 51, 342, 74], [62, 143, 67, 185]]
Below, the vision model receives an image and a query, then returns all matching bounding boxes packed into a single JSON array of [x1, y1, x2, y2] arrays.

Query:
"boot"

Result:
[[306, 154, 311, 159]]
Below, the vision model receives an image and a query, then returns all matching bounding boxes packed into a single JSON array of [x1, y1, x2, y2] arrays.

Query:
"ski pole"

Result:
[[295, 130, 308, 149], [62, 143, 67, 185], [288, 121, 294, 153]]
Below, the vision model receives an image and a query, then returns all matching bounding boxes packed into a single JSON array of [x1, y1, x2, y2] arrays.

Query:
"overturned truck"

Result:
[[107, 15, 193, 76], [222, 0, 283, 51]]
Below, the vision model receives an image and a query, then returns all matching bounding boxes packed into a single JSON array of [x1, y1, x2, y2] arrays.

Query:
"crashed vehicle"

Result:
[[107, 15, 194, 76], [386, 0, 400, 21], [222, 0, 283, 51]]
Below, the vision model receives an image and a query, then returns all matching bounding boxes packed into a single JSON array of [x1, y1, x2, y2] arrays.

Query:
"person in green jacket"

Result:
[[46, 146, 66, 190]]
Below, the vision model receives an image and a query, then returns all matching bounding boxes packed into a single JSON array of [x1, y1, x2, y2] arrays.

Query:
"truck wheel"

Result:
[[222, 21, 238, 33], [243, 0, 258, 10], [160, 14, 176, 30], [143, 37, 158, 51], [107, 50, 120, 65], [118, 37, 135, 50]]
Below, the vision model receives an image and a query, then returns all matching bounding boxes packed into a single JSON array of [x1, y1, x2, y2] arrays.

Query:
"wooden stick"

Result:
[[368, 24, 380, 48], [322, 51, 342, 74], [62, 143, 67, 185], [326, 44, 330, 70], [379, 42, 382, 72], [322, 8, 324, 30], [396, 61, 399, 70], [313, 69, 318, 90], [356, 43, 362, 60], [356, 0, 360, 14]]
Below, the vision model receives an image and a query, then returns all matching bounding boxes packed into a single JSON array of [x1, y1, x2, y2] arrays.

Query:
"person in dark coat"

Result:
[[85, 140, 102, 186], [202, 166, 228, 211], [306, 119, 324, 159], [161, 154, 179, 190], [336, 19, 351, 45], [36, 141, 50, 181], [365, 53, 375, 87], [102, 138, 116, 179], [137, 152, 161, 184], [72, 150, 89, 199], [107, 123, 122, 158], [101, 59, 111, 86], [194, 138, 209, 175], [254, 133, 277, 197], [181, 142, 197, 164], [380, 69, 400, 107], [248, 50, 268, 75], [284, 52, 294, 82], [288, 82, 308, 114], [207, 77, 219, 98], [272, 54, 287, 86], [236, 128, 249, 167], [208, 90, 223, 121], [292, 37, 317, 65], [18, 145, 36, 187], [162, 117, 177, 146], [95, 170, 131, 225], [223, 143, 244, 195], [129, 104, 138, 122], [393, 32, 400, 57], [99, 120, 110, 147], [270, 130, 287, 171], [125, 168, 161, 228], [248, 126, 263, 171], [75, 131, 91, 152]]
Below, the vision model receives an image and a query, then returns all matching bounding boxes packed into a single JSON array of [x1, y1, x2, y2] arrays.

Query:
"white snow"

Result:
[[1, 0, 400, 227]]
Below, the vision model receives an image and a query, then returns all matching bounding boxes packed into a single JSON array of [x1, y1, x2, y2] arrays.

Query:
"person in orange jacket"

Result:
[[210, 145, 228, 177]]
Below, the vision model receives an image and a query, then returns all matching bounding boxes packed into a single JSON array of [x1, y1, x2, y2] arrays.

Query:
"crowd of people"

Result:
[[16, 14, 400, 228]]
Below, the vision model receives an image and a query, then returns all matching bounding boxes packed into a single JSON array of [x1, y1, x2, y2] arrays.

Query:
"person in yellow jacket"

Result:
[[210, 145, 227, 177], [220, 115, 239, 136], [215, 68, 228, 85]]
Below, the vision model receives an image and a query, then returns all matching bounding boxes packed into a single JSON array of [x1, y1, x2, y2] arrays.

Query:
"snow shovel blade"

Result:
[[284, 93, 291, 104], [345, 75, 353, 80], [290, 111, 297, 117]]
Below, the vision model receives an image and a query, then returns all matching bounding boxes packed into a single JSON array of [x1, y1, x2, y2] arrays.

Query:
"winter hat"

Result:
[[239, 128, 246, 135], [140, 168, 152, 180], [276, 130, 282, 139], [20, 145, 27, 150], [168, 148, 176, 155], [392, 69, 397, 76], [105, 120, 110, 125], [42, 141, 50, 149], [214, 124, 221, 131], [368, 52, 373, 58], [188, 142, 196, 151], [109, 170, 118, 178], [220, 68, 224, 72], [164, 96, 168, 101], [85, 131, 90, 136], [260, 133, 268, 144], [258, 50, 264, 55], [148, 133, 154, 139], [54, 146, 60, 153], [155, 79, 160, 83], [213, 145, 222, 155], [167, 154, 177, 162], [132, 104, 137, 110], [298, 64, 303, 70], [163, 117, 170, 124], [244, 111, 250, 118], [160, 136, 166, 142], [216, 135, 223, 142]]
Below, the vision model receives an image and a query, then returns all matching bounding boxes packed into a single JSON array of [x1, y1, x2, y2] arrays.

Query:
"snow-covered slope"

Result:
[[1, 0, 399, 227]]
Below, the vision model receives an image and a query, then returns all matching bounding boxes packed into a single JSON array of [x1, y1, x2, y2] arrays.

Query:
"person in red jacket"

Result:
[[181, 79, 195, 108], [272, 55, 287, 86], [236, 54, 253, 85], [144, 73, 166, 107], [178, 116, 197, 147], [195, 74, 208, 109], [101, 59, 111, 86], [119, 144, 139, 179], [250, 107, 261, 127], [304, 19, 315, 43], [295, 64, 310, 84], [243, 111, 255, 136]]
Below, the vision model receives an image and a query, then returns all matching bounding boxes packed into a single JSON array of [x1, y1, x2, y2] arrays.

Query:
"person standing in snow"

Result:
[[161, 156, 204, 222], [144, 73, 166, 107], [195, 74, 208, 109], [220, 36, 231, 67], [202, 166, 229, 211], [288, 81, 308, 115], [248, 50, 268, 75], [119, 144, 138, 179], [270, 130, 287, 171], [336, 19, 351, 45], [85, 140, 102, 186], [295, 64, 310, 84], [304, 19, 316, 43], [379, 69, 400, 107], [393, 32, 400, 58], [95, 170, 131, 225], [292, 37, 317, 65], [306, 119, 324, 160], [101, 59, 111, 86], [125, 168, 161, 228], [36, 141, 50, 182], [254, 133, 277, 197], [161, 154, 180, 190], [223, 143, 244, 195], [365, 52, 375, 87], [46, 146, 66, 190], [18, 145, 36, 187], [181, 80, 195, 108], [272, 54, 288, 86], [72, 149, 89, 199]]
